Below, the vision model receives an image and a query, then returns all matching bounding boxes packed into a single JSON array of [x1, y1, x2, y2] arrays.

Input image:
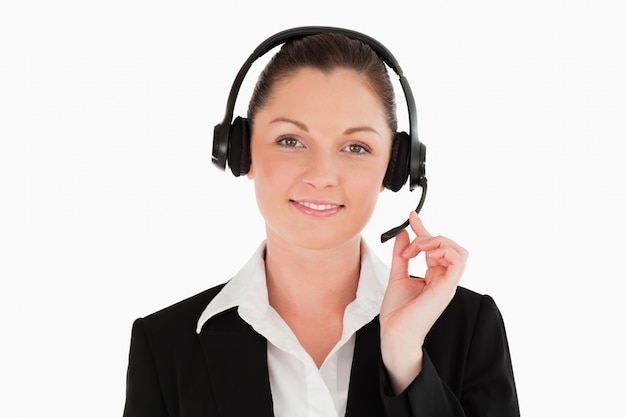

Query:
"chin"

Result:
[[263, 212, 370, 252], [285, 229, 362, 252]]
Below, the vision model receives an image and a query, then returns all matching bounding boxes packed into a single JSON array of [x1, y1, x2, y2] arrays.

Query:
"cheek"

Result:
[[251, 152, 298, 208], [351, 164, 388, 203], [255, 153, 296, 184]]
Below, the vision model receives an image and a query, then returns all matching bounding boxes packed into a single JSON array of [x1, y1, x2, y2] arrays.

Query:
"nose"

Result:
[[302, 149, 339, 189]]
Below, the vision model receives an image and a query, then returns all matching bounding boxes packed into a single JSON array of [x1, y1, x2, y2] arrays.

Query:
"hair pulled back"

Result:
[[247, 33, 398, 133]]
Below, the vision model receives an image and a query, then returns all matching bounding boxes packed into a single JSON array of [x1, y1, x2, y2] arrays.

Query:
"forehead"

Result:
[[273, 66, 374, 93], [252, 68, 392, 141], [263, 67, 384, 114]]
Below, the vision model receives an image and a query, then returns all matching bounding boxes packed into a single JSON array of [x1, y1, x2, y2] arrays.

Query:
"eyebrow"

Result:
[[270, 117, 381, 137], [270, 117, 308, 132], [343, 126, 381, 137]]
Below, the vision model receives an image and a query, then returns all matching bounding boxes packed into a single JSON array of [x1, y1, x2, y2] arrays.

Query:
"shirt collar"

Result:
[[196, 239, 389, 334]]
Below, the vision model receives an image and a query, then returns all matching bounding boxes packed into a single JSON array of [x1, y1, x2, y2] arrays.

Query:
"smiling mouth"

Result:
[[292, 200, 344, 211]]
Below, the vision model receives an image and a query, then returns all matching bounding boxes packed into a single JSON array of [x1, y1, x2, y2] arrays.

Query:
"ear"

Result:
[[246, 161, 254, 179]]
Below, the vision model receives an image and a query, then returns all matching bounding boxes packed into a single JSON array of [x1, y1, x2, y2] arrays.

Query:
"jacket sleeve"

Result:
[[123, 318, 169, 417], [460, 295, 519, 416], [380, 295, 520, 417]]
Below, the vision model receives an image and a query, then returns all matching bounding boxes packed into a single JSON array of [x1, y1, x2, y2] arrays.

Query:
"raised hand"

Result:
[[379, 211, 468, 394]]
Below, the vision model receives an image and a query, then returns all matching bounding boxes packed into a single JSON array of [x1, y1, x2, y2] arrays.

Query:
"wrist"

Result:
[[381, 343, 424, 395]]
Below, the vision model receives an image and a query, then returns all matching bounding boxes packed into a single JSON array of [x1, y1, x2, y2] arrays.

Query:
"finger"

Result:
[[389, 229, 410, 283], [425, 246, 467, 268], [416, 236, 464, 254], [402, 234, 460, 259], [424, 245, 468, 288], [399, 213, 432, 258], [401, 235, 431, 258], [408, 211, 432, 238]]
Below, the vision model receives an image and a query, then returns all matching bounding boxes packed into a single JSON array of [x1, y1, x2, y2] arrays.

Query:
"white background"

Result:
[[1, 1, 625, 415]]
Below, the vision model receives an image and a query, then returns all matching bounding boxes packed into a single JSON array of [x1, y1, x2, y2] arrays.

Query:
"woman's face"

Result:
[[248, 68, 393, 251]]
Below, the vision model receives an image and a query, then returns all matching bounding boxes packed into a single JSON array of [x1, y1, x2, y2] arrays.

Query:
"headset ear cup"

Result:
[[384, 132, 410, 192], [228, 116, 251, 176]]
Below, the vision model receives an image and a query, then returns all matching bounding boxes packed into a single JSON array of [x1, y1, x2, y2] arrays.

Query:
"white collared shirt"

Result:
[[196, 240, 390, 417]]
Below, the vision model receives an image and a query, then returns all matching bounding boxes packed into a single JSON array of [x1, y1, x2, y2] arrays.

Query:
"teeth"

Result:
[[299, 201, 340, 211]]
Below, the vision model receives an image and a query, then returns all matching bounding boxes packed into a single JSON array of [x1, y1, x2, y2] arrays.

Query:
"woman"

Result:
[[123, 28, 520, 417]]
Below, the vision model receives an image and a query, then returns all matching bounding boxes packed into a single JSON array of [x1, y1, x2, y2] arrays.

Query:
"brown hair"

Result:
[[247, 32, 398, 133]]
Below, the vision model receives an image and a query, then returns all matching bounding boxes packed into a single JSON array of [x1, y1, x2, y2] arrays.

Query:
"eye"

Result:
[[277, 136, 304, 149], [342, 143, 370, 155]]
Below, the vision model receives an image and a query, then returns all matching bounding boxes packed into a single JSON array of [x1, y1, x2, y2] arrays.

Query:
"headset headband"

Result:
[[212, 26, 423, 191]]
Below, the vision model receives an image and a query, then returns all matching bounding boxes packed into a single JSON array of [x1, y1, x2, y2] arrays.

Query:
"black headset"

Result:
[[212, 26, 427, 243]]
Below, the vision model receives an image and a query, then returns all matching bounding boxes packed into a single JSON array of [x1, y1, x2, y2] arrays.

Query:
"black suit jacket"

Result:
[[123, 284, 520, 416]]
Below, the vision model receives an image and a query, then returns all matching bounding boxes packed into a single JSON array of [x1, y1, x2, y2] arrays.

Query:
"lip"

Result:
[[290, 199, 344, 217]]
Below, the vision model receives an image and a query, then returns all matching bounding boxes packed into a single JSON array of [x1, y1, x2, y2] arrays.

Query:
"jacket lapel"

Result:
[[198, 310, 384, 417], [198, 307, 274, 417], [345, 316, 386, 417]]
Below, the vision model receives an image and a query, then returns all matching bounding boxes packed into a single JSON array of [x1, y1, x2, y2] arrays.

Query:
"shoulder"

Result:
[[425, 285, 502, 355], [448, 285, 497, 318], [431, 285, 501, 336], [133, 283, 227, 339], [424, 286, 508, 379]]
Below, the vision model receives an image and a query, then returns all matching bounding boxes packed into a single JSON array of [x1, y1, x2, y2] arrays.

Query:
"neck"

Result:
[[264, 235, 362, 317]]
